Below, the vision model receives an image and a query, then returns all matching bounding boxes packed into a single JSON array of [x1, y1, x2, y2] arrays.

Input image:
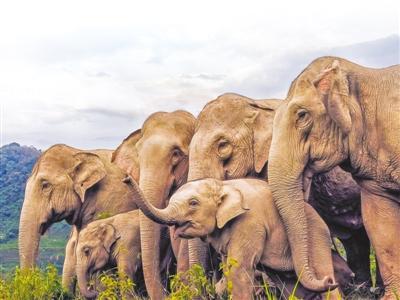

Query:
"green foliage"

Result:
[[168, 264, 215, 300], [219, 257, 238, 298], [96, 271, 136, 300], [96, 211, 113, 220], [0, 265, 71, 300]]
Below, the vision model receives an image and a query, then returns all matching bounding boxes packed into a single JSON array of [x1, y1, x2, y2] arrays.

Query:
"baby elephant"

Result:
[[134, 178, 339, 299], [76, 210, 141, 299]]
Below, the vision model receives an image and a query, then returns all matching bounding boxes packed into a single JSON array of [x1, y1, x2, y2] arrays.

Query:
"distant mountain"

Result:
[[0, 143, 41, 242], [0, 143, 69, 243]]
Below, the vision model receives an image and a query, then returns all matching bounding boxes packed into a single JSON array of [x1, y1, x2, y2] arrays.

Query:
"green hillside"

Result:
[[0, 143, 70, 272]]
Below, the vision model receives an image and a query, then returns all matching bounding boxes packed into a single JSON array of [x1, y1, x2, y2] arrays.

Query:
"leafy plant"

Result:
[[168, 264, 215, 300], [0, 265, 71, 300], [96, 271, 136, 300]]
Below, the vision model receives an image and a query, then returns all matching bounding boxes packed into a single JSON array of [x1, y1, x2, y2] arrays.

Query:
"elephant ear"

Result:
[[216, 184, 249, 229], [70, 152, 107, 202], [245, 99, 281, 174], [313, 60, 352, 135], [98, 223, 120, 253], [112, 129, 141, 181]]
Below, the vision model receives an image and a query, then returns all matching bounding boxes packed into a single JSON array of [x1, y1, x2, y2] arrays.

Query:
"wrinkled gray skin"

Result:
[[268, 57, 400, 297], [112, 110, 195, 300], [19, 145, 138, 291], [188, 93, 370, 286], [132, 178, 341, 299], [76, 210, 141, 299]]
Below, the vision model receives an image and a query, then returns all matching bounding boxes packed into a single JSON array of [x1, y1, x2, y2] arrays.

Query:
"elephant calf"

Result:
[[76, 210, 141, 299], [133, 178, 340, 299]]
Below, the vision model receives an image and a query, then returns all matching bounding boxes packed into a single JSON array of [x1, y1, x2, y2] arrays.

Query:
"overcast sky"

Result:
[[1, 0, 399, 150]]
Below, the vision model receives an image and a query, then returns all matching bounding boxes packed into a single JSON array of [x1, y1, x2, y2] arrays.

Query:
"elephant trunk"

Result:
[[187, 144, 217, 271], [268, 149, 335, 292], [130, 170, 180, 300], [76, 262, 98, 299], [130, 176, 180, 225], [19, 194, 41, 268]]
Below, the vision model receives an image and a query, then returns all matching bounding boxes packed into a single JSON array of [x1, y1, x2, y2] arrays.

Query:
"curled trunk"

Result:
[[129, 176, 179, 225], [129, 173, 179, 300]]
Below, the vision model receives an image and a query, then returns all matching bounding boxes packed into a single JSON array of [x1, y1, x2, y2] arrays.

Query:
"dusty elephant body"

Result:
[[112, 110, 195, 299], [132, 178, 341, 299], [267, 56, 400, 297], [188, 93, 371, 287], [18, 145, 139, 291], [76, 210, 141, 299]]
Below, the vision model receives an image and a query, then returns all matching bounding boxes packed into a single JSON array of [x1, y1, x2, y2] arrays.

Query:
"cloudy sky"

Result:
[[1, 0, 399, 150]]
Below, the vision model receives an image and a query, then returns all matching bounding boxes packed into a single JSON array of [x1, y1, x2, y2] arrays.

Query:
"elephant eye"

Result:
[[217, 139, 232, 160], [295, 109, 312, 129], [189, 198, 199, 207], [297, 109, 308, 119], [41, 180, 51, 191], [171, 148, 183, 166], [83, 247, 91, 256]]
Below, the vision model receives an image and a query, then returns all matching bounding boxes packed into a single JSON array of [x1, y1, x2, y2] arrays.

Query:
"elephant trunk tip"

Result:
[[302, 275, 338, 292]]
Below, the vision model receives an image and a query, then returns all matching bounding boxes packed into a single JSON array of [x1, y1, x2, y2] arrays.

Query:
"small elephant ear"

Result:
[[70, 152, 107, 202], [313, 60, 352, 135], [245, 99, 281, 174], [111, 129, 141, 182], [216, 184, 249, 229], [99, 223, 120, 253]]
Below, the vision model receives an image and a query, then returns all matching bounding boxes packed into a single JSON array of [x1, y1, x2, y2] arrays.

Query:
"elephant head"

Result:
[[19, 145, 106, 268], [132, 178, 249, 239], [112, 110, 195, 299], [268, 58, 356, 291], [188, 93, 281, 181], [76, 223, 120, 299]]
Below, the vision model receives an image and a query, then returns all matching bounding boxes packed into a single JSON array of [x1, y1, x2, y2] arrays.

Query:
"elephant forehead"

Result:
[[174, 180, 218, 201], [199, 100, 249, 125]]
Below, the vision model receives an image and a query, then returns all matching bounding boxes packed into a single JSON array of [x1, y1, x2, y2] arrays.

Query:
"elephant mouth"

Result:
[[173, 222, 193, 239]]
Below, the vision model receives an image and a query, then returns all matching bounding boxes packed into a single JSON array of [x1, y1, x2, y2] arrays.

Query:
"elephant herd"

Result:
[[18, 56, 400, 299]]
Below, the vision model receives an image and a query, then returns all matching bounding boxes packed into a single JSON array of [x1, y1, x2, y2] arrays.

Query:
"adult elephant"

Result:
[[112, 110, 195, 300], [188, 93, 371, 289], [19, 145, 138, 291], [267, 56, 400, 298]]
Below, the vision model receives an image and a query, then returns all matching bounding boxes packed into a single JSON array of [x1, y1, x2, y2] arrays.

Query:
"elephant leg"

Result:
[[62, 226, 78, 293], [340, 227, 372, 286], [226, 248, 256, 299], [177, 239, 189, 273], [168, 227, 189, 273], [188, 238, 210, 272], [361, 190, 400, 299], [117, 249, 140, 299], [305, 205, 342, 299]]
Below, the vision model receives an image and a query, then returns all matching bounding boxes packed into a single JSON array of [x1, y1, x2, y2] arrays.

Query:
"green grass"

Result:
[[0, 237, 67, 251]]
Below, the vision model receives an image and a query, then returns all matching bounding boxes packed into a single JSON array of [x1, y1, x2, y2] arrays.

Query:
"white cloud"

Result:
[[0, 0, 399, 149]]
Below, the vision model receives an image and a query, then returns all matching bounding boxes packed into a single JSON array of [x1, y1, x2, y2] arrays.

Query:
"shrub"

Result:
[[0, 265, 71, 300], [168, 264, 215, 300]]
